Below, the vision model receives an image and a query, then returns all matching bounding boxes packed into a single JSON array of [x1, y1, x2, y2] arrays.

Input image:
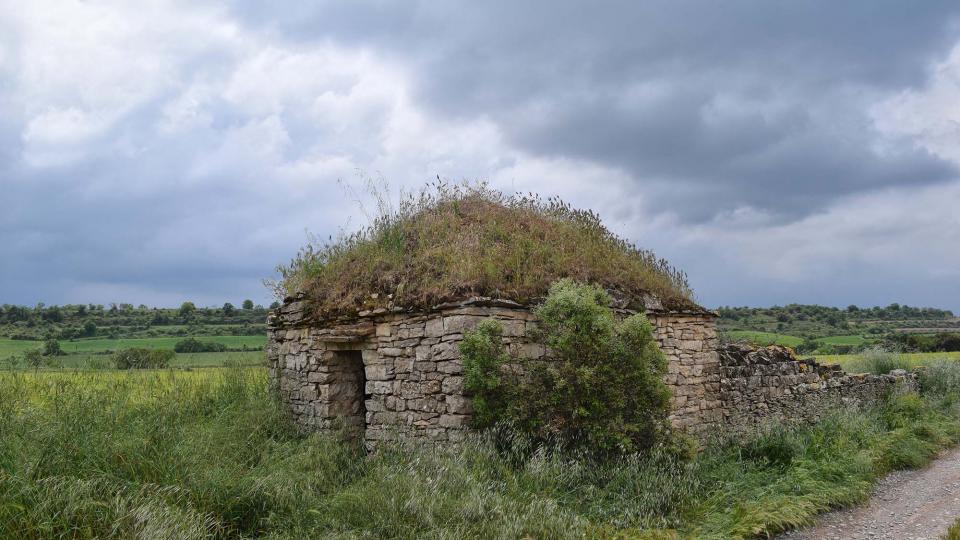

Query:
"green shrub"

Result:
[[460, 319, 511, 428], [460, 279, 672, 454], [43, 338, 63, 357], [174, 338, 227, 353], [112, 348, 174, 369], [24, 350, 44, 369]]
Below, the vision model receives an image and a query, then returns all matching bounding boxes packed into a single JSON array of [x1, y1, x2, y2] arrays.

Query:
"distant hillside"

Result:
[[718, 303, 959, 354]]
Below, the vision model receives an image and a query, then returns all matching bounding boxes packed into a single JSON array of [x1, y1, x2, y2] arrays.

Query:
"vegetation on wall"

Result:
[[461, 279, 672, 454], [275, 182, 696, 318]]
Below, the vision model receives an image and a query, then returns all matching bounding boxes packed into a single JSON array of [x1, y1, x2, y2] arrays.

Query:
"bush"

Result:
[[112, 348, 174, 369], [460, 279, 672, 454], [43, 338, 64, 356], [461, 320, 512, 428], [24, 350, 44, 369], [174, 338, 227, 353]]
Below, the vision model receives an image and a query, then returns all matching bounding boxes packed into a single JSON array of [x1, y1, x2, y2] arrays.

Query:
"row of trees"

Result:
[[719, 303, 954, 323]]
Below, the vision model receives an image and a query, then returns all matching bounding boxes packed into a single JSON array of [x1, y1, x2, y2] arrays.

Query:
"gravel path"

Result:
[[779, 446, 960, 540]]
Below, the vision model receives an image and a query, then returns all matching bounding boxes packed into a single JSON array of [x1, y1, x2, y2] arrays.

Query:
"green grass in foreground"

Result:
[[946, 517, 960, 540], [2, 367, 960, 539]]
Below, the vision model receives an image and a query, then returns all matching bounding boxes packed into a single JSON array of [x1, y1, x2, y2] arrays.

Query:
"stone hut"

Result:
[[268, 293, 721, 445], [267, 189, 914, 446]]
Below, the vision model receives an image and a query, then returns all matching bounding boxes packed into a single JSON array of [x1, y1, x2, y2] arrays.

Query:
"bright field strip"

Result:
[[723, 330, 804, 347], [816, 351, 960, 370], [0, 335, 267, 356]]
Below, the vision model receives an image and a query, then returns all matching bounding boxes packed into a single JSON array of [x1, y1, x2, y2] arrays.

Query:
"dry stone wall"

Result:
[[720, 343, 917, 434], [267, 298, 722, 445], [267, 298, 916, 446]]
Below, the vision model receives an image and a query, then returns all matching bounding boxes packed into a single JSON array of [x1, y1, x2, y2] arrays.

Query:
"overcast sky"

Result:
[[2, 1, 960, 311]]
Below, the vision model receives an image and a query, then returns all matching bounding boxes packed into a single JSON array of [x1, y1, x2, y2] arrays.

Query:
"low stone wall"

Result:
[[719, 343, 917, 434]]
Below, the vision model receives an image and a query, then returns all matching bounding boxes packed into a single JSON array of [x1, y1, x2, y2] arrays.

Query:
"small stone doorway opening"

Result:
[[327, 350, 367, 436]]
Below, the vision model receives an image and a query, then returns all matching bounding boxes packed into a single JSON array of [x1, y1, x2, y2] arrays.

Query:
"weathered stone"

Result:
[[268, 295, 910, 448]]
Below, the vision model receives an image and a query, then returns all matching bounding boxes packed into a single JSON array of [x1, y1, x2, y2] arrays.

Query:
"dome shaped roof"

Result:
[[276, 185, 703, 318]]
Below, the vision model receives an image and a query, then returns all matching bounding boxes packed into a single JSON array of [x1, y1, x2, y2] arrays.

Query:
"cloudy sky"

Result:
[[2, 1, 960, 310]]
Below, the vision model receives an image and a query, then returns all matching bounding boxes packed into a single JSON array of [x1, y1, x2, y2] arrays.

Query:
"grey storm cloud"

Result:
[[229, 0, 960, 221], [2, 1, 960, 309]]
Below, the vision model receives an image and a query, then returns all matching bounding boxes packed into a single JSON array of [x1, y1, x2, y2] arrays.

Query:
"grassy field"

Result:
[[2, 366, 960, 538], [724, 330, 803, 347], [0, 335, 266, 356], [817, 351, 960, 371], [817, 334, 867, 346]]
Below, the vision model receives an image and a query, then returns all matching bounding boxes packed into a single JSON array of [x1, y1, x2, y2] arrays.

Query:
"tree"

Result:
[[269, 301, 281, 310], [242, 299, 254, 310], [222, 302, 236, 316], [83, 320, 97, 337], [179, 302, 196, 317]]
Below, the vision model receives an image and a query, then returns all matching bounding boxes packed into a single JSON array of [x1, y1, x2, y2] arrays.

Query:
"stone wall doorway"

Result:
[[327, 350, 367, 437]]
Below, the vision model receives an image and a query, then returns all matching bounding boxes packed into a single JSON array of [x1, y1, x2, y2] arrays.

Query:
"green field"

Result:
[[724, 330, 803, 347], [725, 331, 872, 350], [0, 335, 266, 357], [817, 334, 867, 346]]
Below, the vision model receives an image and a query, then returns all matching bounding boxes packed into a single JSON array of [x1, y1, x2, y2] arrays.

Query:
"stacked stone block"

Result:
[[719, 343, 917, 434], [267, 297, 723, 445], [648, 312, 723, 434]]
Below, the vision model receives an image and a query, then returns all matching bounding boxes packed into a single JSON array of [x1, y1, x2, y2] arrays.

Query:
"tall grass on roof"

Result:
[[275, 182, 694, 317]]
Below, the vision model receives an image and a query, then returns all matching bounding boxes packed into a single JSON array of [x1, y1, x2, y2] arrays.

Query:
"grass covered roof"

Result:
[[276, 183, 699, 318]]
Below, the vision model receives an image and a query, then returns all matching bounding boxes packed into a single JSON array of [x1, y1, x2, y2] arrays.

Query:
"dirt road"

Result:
[[779, 447, 960, 539]]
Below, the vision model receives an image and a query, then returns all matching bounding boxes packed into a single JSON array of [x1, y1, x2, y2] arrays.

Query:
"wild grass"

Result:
[[4, 366, 960, 539], [946, 517, 960, 540], [2, 351, 265, 371], [840, 347, 916, 375], [275, 182, 695, 318], [819, 350, 960, 370]]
